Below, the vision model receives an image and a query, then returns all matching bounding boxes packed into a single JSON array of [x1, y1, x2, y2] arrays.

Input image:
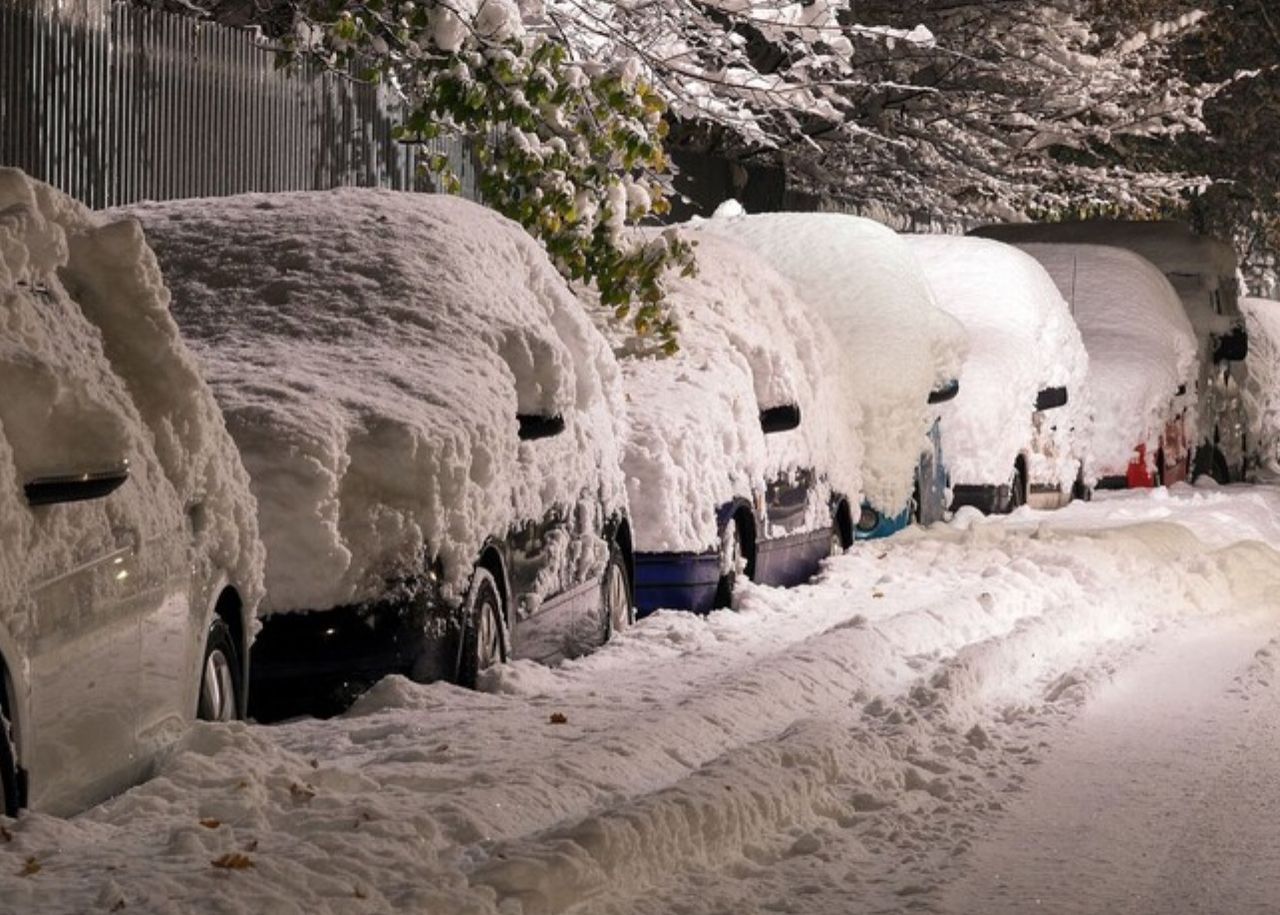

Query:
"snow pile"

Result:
[[5, 486, 1280, 913], [0, 168, 263, 632], [694, 208, 967, 513], [600, 230, 862, 552], [124, 189, 625, 614], [905, 235, 1089, 490], [1242, 297, 1280, 473], [1016, 243, 1197, 478]]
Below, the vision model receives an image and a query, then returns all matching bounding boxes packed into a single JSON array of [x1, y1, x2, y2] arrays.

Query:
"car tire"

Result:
[[1008, 465, 1027, 511], [714, 518, 744, 610], [197, 618, 243, 722], [600, 540, 634, 642], [1155, 448, 1166, 487], [457, 567, 507, 689], [0, 682, 19, 818]]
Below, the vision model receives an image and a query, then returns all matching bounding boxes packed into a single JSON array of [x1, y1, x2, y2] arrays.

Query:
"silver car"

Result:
[[0, 169, 262, 817]]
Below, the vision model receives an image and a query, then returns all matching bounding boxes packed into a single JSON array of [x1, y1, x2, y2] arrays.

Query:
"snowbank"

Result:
[[1017, 243, 1197, 478], [0, 168, 263, 635], [693, 209, 967, 513], [905, 235, 1089, 490], [1242, 297, 1280, 473], [600, 230, 862, 552], [124, 189, 626, 615]]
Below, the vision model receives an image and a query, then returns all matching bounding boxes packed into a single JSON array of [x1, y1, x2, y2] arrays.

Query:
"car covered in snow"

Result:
[[127, 190, 636, 721], [695, 207, 967, 539], [974, 220, 1247, 483], [1014, 243, 1198, 489], [603, 231, 864, 614], [0, 170, 264, 816], [904, 235, 1090, 512], [1242, 297, 1280, 476]]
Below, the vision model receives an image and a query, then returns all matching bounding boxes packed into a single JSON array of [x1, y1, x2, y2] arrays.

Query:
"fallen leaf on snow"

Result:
[[199, 818, 221, 829], [549, 712, 568, 725], [289, 782, 317, 804], [211, 852, 254, 870], [19, 857, 40, 876]]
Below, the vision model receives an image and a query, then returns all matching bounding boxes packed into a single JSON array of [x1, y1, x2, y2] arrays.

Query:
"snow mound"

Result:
[[906, 235, 1090, 490], [1242, 297, 1280, 474], [1017, 243, 1197, 477], [124, 189, 626, 614], [600, 230, 863, 552], [693, 209, 967, 513], [0, 168, 263, 632]]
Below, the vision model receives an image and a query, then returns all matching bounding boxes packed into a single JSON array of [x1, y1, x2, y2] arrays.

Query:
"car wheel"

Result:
[[911, 476, 923, 525], [457, 567, 507, 689], [0, 683, 18, 817], [1155, 448, 1166, 487], [600, 540, 634, 642], [714, 518, 744, 610], [1008, 465, 1027, 511], [197, 618, 243, 722]]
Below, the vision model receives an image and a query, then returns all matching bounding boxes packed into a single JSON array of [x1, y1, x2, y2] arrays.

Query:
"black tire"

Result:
[[457, 567, 507, 689], [713, 518, 744, 610], [911, 476, 923, 525], [0, 674, 19, 818], [198, 618, 243, 722], [1155, 449, 1166, 487], [600, 541, 634, 642], [1212, 450, 1231, 484]]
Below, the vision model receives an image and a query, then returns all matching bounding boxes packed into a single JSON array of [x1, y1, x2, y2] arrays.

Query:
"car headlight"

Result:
[[856, 506, 880, 532]]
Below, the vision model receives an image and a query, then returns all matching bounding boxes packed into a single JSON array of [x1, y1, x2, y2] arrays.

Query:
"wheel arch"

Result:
[[719, 498, 759, 578], [606, 515, 636, 603], [831, 495, 854, 549]]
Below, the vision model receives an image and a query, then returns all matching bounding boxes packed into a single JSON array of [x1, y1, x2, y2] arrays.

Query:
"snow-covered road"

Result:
[[3, 482, 1280, 915]]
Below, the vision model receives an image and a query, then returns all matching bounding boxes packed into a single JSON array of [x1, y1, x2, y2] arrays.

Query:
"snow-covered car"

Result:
[[1014, 243, 1198, 489], [0, 170, 263, 816], [974, 220, 1246, 482], [905, 236, 1089, 512], [127, 190, 635, 721], [695, 207, 967, 539], [605, 231, 863, 614]]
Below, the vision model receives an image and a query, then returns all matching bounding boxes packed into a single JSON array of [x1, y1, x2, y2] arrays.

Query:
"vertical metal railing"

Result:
[[1, 0, 477, 208]]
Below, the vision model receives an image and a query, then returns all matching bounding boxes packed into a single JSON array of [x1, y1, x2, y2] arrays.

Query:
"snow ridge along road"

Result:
[[2, 483, 1280, 915]]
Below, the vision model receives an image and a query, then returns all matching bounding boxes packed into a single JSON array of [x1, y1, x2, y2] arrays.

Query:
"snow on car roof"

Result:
[[125, 189, 626, 614], [1016, 243, 1198, 477], [692, 207, 966, 514], [0, 168, 263, 623], [905, 235, 1089, 490], [600, 230, 863, 553]]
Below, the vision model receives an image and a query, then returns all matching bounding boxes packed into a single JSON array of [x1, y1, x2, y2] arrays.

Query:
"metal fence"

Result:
[[0, 0, 476, 208]]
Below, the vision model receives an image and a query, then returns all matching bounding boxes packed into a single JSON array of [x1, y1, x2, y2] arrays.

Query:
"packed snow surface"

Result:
[[694, 207, 967, 513], [124, 190, 626, 614], [6, 480, 1280, 914], [0, 168, 263, 631], [905, 235, 1089, 491], [601, 230, 863, 552], [1015, 243, 1198, 478], [1242, 296, 1280, 474]]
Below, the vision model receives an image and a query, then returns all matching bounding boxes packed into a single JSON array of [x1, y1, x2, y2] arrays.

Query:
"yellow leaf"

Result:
[[211, 852, 254, 870]]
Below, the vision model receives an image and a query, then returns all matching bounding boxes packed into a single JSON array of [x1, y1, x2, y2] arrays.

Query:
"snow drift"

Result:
[[125, 189, 626, 615], [600, 230, 863, 553], [905, 235, 1089, 492], [693, 207, 967, 514], [1017, 243, 1197, 478], [0, 168, 263, 633]]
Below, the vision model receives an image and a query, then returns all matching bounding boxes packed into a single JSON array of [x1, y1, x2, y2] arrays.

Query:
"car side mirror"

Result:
[[760, 404, 801, 434], [517, 414, 565, 441], [927, 379, 960, 405], [1035, 386, 1068, 411], [25, 462, 130, 507]]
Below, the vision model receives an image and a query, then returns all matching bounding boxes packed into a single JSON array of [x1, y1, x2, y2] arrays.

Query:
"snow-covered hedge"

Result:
[[1018, 243, 1197, 479], [693, 208, 966, 514], [905, 235, 1089, 491], [600, 230, 863, 553], [0, 169, 263, 632], [1242, 297, 1280, 474], [126, 189, 627, 615]]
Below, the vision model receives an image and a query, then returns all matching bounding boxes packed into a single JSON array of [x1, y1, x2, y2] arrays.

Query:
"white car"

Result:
[[695, 207, 967, 539], [128, 189, 635, 721], [605, 230, 863, 614], [905, 235, 1089, 511], [1241, 297, 1280, 474], [1016, 243, 1198, 490], [0, 169, 263, 816]]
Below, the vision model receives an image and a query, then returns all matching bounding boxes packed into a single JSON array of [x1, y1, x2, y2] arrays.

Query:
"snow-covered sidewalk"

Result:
[[3, 483, 1280, 915]]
